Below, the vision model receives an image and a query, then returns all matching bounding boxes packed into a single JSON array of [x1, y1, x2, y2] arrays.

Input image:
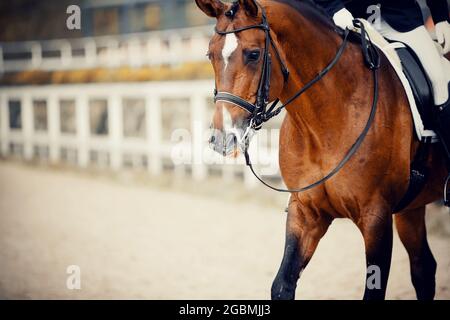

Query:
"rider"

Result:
[[313, 0, 450, 167]]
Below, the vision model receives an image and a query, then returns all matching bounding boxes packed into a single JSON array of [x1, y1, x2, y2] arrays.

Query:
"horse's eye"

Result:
[[245, 50, 261, 63]]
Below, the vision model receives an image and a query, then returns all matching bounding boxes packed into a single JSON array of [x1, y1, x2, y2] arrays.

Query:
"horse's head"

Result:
[[196, 0, 287, 157]]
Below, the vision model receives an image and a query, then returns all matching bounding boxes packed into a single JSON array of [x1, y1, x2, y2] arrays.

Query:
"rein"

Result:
[[213, 2, 381, 194]]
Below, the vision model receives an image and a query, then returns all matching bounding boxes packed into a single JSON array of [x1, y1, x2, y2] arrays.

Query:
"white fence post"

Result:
[[146, 37, 162, 65], [128, 37, 142, 68], [191, 94, 207, 181], [168, 34, 183, 65], [0, 94, 8, 156], [189, 32, 209, 62], [61, 41, 72, 68], [109, 94, 122, 170], [31, 43, 42, 69], [85, 39, 97, 67], [107, 39, 119, 67], [76, 95, 89, 167], [147, 93, 162, 175], [22, 94, 33, 160], [48, 94, 60, 163]]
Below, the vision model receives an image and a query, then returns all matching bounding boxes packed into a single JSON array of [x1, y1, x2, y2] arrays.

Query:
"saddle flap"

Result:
[[394, 44, 434, 129], [353, 19, 438, 142]]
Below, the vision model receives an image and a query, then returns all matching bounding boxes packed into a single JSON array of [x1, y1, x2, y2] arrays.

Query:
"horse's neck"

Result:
[[270, 5, 369, 141]]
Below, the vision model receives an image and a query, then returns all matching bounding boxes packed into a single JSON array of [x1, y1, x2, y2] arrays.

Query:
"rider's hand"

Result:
[[435, 21, 450, 54], [332, 8, 355, 31]]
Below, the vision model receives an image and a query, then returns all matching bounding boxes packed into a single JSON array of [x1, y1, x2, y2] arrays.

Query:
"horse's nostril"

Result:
[[209, 135, 216, 144]]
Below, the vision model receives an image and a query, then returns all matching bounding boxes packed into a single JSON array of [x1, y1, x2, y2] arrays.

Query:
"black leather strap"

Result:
[[215, 24, 268, 35], [264, 28, 351, 119], [214, 92, 256, 114], [353, 20, 380, 70]]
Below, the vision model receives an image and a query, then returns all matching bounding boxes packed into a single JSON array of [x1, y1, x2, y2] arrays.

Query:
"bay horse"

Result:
[[195, 0, 448, 300]]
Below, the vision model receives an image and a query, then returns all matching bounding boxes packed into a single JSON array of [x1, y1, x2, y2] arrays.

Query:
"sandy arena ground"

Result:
[[0, 161, 448, 299]]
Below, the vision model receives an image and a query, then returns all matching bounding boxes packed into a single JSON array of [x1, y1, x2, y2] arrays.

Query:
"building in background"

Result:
[[0, 0, 212, 41], [83, 0, 212, 36]]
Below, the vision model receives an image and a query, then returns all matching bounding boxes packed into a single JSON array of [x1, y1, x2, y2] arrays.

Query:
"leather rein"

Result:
[[213, 2, 381, 193]]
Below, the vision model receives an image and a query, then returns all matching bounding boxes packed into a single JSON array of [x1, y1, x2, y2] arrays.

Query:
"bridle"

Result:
[[214, 2, 289, 131], [213, 1, 381, 193]]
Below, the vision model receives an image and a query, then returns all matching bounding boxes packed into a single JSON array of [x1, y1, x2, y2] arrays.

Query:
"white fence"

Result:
[[0, 81, 282, 188], [0, 26, 213, 73]]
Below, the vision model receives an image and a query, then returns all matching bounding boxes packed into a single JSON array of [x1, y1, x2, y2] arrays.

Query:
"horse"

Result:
[[195, 0, 448, 300]]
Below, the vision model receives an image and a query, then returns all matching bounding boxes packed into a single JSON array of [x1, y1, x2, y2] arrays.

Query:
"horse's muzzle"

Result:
[[209, 129, 240, 157]]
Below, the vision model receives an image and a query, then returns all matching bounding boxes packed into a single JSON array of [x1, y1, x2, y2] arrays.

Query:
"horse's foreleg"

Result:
[[395, 207, 436, 300], [271, 198, 332, 300], [359, 208, 393, 300]]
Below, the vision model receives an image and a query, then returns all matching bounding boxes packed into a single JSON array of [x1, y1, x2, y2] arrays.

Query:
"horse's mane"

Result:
[[270, 0, 336, 30]]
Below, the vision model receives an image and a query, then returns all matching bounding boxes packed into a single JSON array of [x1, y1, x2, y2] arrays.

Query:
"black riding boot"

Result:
[[434, 97, 450, 206]]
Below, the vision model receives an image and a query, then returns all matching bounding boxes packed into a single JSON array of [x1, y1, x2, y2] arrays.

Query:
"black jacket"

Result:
[[313, 0, 449, 32]]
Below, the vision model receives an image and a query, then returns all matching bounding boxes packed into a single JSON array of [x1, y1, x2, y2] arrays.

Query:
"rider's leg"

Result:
[[374, 20, 449, 105]]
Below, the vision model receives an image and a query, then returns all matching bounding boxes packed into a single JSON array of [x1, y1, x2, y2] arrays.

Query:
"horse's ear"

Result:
[[239, 0, 258, 17], [195, 0, 224, 18]]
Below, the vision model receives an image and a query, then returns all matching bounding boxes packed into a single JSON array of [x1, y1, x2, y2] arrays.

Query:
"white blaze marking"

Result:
[[221, 104, 248, 146], [222, 33, 238, 70], [222, 104, 233, 130]]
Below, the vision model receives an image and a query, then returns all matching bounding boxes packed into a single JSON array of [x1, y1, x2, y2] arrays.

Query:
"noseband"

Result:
[[214, 3, 289, 130], [212, 1, 381, 194]]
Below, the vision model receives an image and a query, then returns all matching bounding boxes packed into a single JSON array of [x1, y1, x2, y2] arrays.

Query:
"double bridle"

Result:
[[214, 3, 289, 130], [213, 2, 381, 193]]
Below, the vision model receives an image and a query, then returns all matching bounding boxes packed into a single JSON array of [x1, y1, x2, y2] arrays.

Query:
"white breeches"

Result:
[[374, 18, 450, 105]]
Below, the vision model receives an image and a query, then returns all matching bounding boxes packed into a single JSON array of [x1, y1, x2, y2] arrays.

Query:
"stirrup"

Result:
[[444, 174, 450, 207]]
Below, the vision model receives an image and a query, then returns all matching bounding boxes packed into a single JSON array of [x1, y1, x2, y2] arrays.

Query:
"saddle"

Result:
[[392, 43, 436, 211], [395, 43, 434, 131], [355, 20, 446, 212]]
